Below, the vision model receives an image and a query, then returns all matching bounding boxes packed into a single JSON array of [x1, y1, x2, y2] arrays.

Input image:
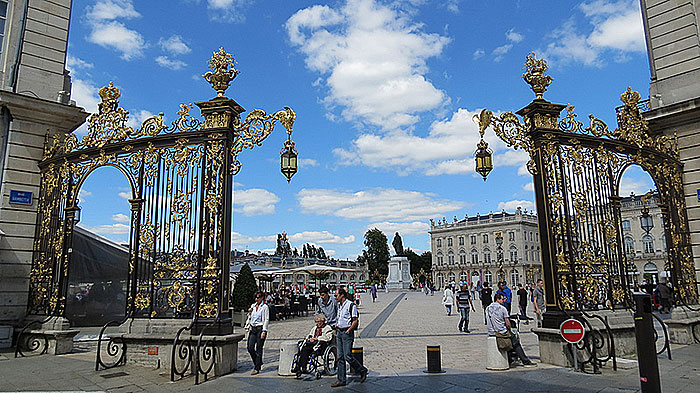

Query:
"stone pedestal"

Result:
[[666, 306, 700, 344], [16, 316, 79, 355], [387, 256, 410, 290], [533, 310, 637, 367]]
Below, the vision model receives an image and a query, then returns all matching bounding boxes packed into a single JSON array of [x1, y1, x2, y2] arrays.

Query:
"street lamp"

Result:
[[280, 130, 298, 182], [640, 192, 654, 234], [473, 110, 493, 181], [495, 231, 504, 266]]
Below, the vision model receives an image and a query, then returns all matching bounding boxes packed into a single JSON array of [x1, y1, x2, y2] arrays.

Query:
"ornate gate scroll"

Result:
[[27, 48, 297, 325], [477, 53, 697, 328]]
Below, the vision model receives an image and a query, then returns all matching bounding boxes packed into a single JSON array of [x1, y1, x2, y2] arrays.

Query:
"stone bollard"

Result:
[[278, 341, 298, 376], [486, 336, 509, 370]]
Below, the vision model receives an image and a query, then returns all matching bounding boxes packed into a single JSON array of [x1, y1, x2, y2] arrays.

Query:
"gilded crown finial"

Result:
[[98, 82, 121, 113], [522, 52, 553, 100], [203, 47, 239, 98], [620, 86, 641, 106]]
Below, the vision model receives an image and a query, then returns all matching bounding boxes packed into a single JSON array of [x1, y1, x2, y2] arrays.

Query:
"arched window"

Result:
[[511, 269, 519, 287], [331, 273, 337, 282], [484, 270, 492, 285], [340, 274, 347, 283], [436, 238, 442, 247], [448, 238, 453, 247], [644, 263, 658, 273], [448, 272, 456, 283], [643, 235, 654, 254], [624, 236, 635, 254], [460, 271, 468, 283], [459, 236, 464, 246], [471, 249, 479, 264], [437, 274, 444, 289], [459, 249, 466, 264], [483, 248, 491, 264], [509, 246, 518, 262], [448, 250, 455, 264], [525, 245, 529, 261], [436, 252, 443, 265], [359, 274, 365, 282], [350, 274, 356, 282]]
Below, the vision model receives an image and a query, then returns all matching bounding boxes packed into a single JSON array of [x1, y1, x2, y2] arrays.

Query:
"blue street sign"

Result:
[[9, 190, 33, 205], [697, 189, 700, 202]]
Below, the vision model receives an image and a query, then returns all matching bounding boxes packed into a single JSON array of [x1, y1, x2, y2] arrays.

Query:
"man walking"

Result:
[[486, 293, 535, 368], [317, 286, 338, 327], [516, 283, 530, 325], [497, 281, 513, 314], [332, 288, 368, 387], [370, 283, 377, 302], [532, 279, 545, 327], [456, 284, 476, 332], [481, 282, 493, 324]]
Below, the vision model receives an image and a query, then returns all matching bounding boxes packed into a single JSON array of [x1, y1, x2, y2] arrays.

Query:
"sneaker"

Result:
[[331, 381, 346, 388], [360, 370, 368, 383], [251, 369, 259, 375], [523, 362, 537, 368], [464, 329, 470, 333]]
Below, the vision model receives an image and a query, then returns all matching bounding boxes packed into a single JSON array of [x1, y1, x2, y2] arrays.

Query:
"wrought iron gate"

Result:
[[477, 54, 698, 327], [26, 48, 296, 325]]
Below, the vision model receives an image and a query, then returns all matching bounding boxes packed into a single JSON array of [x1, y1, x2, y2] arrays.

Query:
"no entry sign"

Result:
[[560, 319, 585, 344]]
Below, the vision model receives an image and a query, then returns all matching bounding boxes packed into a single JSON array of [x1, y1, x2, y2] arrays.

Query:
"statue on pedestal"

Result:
[[392, 232, 404, 256]]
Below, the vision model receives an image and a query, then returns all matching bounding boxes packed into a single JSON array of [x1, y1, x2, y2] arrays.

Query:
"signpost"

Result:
[[560, 318, 585, 370], [9, 190, 33, 205]]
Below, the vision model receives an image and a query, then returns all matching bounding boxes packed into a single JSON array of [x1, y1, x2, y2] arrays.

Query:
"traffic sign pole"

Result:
[[560, 319, 585, 371]]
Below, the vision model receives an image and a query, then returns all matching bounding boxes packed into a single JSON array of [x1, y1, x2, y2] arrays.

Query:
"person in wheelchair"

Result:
[[292, 313, 334, 375]]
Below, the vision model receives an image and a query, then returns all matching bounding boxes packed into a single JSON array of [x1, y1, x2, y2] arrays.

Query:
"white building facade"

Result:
[[430, 208, 542, 290]]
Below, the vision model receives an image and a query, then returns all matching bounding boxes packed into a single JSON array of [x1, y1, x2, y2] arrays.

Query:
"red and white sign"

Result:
[[560, 319, 585, 344]]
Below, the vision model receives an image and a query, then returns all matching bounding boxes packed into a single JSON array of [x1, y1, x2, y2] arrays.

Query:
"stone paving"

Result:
[[1, 290, 699, 392]]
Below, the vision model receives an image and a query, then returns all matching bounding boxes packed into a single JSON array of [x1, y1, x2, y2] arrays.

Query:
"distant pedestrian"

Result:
[[442, 286, 455, 316], [656, 280, 673, 314], [247, 291, 269, 375], [486, 293, 535, 368], [456, 284, 476, 332], [516, 283, 530, 324], [497, 281, 512, 314], [332, 288, 368, 387], [481, 282, 493, 324], [370, 284, 377, 302], [532, 279, 545, 327]]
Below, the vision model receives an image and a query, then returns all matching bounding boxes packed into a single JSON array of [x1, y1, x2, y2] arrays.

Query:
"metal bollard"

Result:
[[350, 347, 363, 374], [633, 294, 661, 393], [425, 345, 444, 373]]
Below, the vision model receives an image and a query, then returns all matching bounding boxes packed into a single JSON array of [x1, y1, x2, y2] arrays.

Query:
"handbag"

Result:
[[244, 313, 251, 331], [495, 331, 513, 352]]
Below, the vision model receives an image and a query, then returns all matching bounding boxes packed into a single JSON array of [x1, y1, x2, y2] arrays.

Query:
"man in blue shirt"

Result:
[[497, 281, 512, 314]]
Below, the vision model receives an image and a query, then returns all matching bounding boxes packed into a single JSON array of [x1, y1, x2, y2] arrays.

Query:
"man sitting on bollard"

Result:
[[486, 293, 536, 368], [332, 287, 368, 387]]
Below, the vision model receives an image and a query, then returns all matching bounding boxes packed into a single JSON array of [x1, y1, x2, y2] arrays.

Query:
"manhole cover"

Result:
[[100, 371, 129, 378]]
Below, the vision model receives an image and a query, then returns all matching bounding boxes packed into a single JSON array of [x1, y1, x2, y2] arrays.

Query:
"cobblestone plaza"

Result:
[[2, 290, 698, 392]]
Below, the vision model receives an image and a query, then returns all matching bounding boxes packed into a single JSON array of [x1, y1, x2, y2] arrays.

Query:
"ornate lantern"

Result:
[[473, 110, 494, 181], [280, 138, 298, 182], [640, 192, 654, 234]]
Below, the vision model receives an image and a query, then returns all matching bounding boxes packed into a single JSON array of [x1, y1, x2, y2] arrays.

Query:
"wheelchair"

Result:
[[291, 335, 338, 379]]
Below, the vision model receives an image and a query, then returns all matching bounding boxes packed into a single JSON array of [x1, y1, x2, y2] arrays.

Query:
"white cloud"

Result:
[[334, 107, 516, 176], [78, 189, 92, 201], [542, 0, 644, 67], [66, 56, 93, 71], [286, 0, 450, 130], [155, 55, 187, 70], [158, 35, 191, 55], [81, 223, 131, 235], [85, 1, 146, 60], [366, 221, 429, 236], [492, 44, 513, 62], [523, 182, 534, 192], [111, 213, 130, 223], [207, 0, 251, 23], [298, 158, 319, 168], [445, 0, 461, 13], [126, 109, 156, 130], [498, 200, 535, 212], [619, 177, 653, 196], [473, 49, 485, 59], [233, 188, 280, 216], [231, 232, 277, 246], [288, 231, 355, 244], [506, 28, 524, 43], [297, 188, 466, 221], [118, 191, 131, 199]]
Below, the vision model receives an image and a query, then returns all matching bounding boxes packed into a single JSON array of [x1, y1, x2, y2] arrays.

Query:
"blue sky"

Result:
[[68, 0, 656, 259]]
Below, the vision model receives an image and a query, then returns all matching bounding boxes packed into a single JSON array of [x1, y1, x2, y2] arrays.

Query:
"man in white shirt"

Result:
[[331, 288, 368, 387], [486, 293, 535, 368], [247, 291, 269, 375]]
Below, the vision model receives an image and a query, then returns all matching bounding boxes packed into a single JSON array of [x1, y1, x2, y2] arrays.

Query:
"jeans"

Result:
[[519, 305, 529, 320], [336, 329, 367, 384], [247, 326, 265, 371], [508, 332, 531, 365], [445, 305, 452, 315], [458, 307, 470, 331]]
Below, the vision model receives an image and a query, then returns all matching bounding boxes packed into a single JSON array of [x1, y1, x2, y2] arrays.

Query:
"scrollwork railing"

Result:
[[171, 312, 220, 385], [651, 312, 672, 360], [14, 318, 51, 358], [95, 316, 129, 371], [573, 313, 617, 374]]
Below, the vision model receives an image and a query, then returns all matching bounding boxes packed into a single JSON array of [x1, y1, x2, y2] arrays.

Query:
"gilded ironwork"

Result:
[[203, 47, 239, 98], [476, 53, 698, 315]]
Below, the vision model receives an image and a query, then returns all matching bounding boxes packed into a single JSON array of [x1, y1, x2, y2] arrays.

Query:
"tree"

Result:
[[405, 248, 432, 275], [231, 263, 257, 311], [362, 228, 390, 280]]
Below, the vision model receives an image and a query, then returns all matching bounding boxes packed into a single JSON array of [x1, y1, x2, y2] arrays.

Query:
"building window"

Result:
[[437, 238, 442, 247], [622, 220, 631, 231], [437, 274, 444, 289], [511, 269, 519, 287], [0, 1, 7, 56], [459, 249, 466, 264], [483, 234, 489, 243], [471, 249, 478, 264], [448, 272, 456, 283], [523, 231, 527, 240], [484, 270, 492, 285], [509, 232, 515, 241], [530, 232, 533, 241], [661, 234, 666, 252], [483, 248, 491, 264], [643, 235, 654, 254], [460, 271, 468, 283], [448, 238, 453, 247], [509, 246, 518, 262], [624, 236, 635, 254], [459, 236, 464, 246], [448, 251, 455, 265], [471, 235, 476, 244], [525, 245, 528, 261]]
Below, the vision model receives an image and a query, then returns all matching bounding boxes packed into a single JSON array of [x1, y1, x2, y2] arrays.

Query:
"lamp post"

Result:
[[473, 110, 493, 181], [640, 192, 654, 235], [496, 231, 504, 282]]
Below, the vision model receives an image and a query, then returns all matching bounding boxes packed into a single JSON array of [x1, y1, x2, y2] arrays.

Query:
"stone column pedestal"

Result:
[[387, 256, 410, 290], [666, 306, 700, 344]]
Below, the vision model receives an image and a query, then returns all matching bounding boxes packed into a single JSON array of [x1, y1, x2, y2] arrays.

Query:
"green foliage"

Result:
[[362, 228, 390, 280], [405, 248, 432, 275], [231, 263, 258, 311]]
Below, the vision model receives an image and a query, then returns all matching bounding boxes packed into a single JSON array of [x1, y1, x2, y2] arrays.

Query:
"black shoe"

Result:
[[360, 370, 367, 383], [331, 381, 346, 388], [464, 329, 470, 333]]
